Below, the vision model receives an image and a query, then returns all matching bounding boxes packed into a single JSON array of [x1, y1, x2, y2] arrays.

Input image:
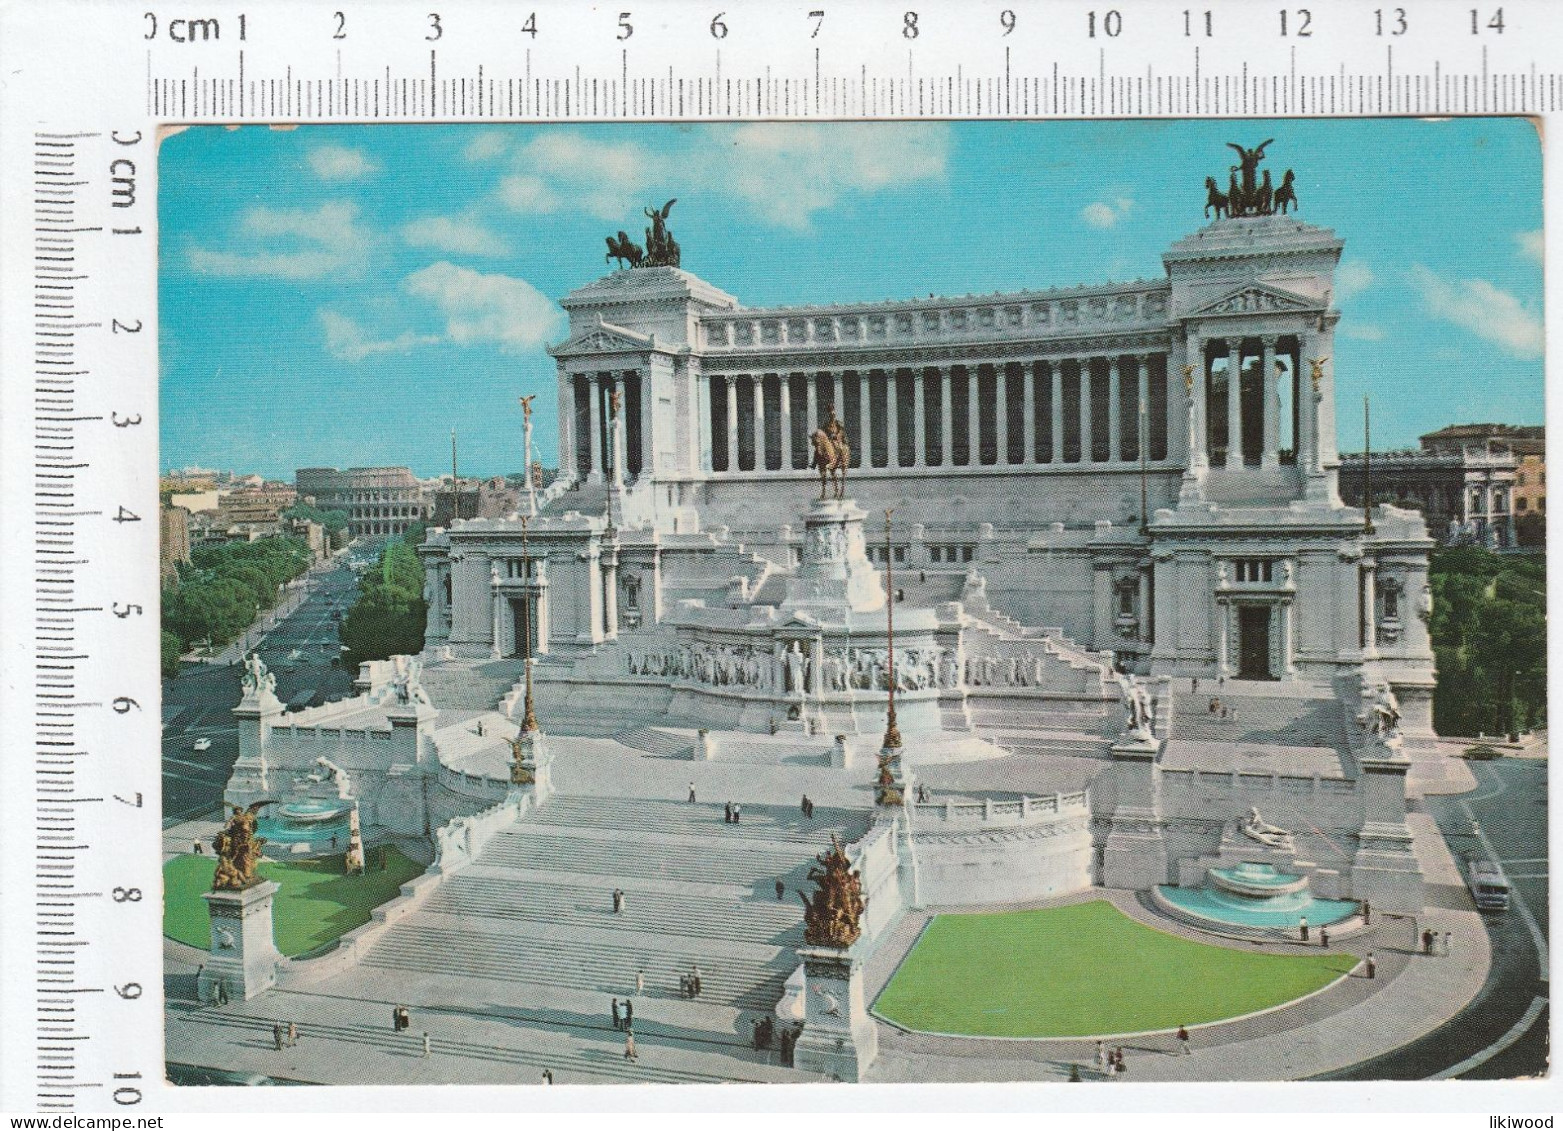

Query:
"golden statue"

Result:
[[874, 751, 904, 807], [212, 802, 272, 891], [809, 407, 850, 501], [518, 394, 536, 422], [1307, 356, 1329, 394], [609, 388, 623, 418], [799, 835, 866, 949], [508, 733, 535, 785], [1181, 363, 1197, 395]]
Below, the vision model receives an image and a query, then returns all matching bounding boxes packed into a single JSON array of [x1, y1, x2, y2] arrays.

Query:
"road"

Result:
[[161, 557, 365, 825], [1317, 757, 1548, 1081]]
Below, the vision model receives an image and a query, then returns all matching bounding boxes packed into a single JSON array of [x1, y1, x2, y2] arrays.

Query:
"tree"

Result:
[[1429, 546, 1547, 736], [338, 538, 427, 663], [283, 502, 350, 534], [161, 630, 184, 680]]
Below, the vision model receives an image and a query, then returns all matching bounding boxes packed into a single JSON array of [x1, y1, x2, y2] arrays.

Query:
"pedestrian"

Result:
[[1421, 928, 1434, 956], [1192, 676, 1200, 694], [917, 783, 929, 803], [611, 998, 622, 1031], [692, 965, 703, 998], [1365, 950, 1377, 979], [801, 794, 809, 816], [195, 963, 205, 997], [806, 798, 814, 819], [542, 1069, 554, 1085], [1299, 915, 1309, 943], [1177, 1025, 1191, 1055], [1115, 1047, 1127, 1075], [288, 1021, 298, 1047], [613, 888, 625, 914], [1218, 674, 1226, 689], [624, 1030, 638, 1061], [733, 803, 741, 824], [1230, 708, 1238, 724], [1442, 930, 1453, 957], [624, 998, 633, 1030], [1209, 697, 1219, 715], [476, 720, 484, 737], [215, 980, 228, 1006], [1095, 1040, 1107, 1071], [1320, 926, 1329, 949], [330, 834, 338, 850], [724, 802, 732, 824], [392, 1005, 401, 1031], [776, 878, 786, 901], [636, 969, 646, 995], [422, 1031, 431, 1058], [273, 1022, 284, 1051], [194, 839, 204, 854], [1362, 900, 1371, 925], [688, 782, 697, 803]]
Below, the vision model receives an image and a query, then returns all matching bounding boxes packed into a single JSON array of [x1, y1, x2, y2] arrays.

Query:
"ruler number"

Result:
[[113, 886, 143, 902], [710, 11, 727, 38], [1087, 10, 1121, 37], [112, 602, 144, 617], [115, 982, 144, 999], [113, 505, 142, 523], [332, 10, 346, 38], [521, 12, 538, 38], [902, 11, 918, 38], [1184, 9, 1212, 36], [113, 1072, 143, 1106], [1374, 8, 1407, 35], [1471, 7, 1504, 33], [112, 411, 143, 427], [114, 792, 144, 807], [112, 317, 143, 334], [999, 9, 1016, 35], [617, 11, 632, 39], [426, 12, 442, 40], [807, 9, 824, 37], [113, 696, 141, 714], [1279, 8, 1312, 36]]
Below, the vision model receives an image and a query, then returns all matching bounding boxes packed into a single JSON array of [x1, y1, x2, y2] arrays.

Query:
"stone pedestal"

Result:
[[793, 944, 878, 1082], [512, 727, 555, 804], [782, 499, 884, 615], [1350, 752, 1423, 912], [225, 686, 283, 811], [1101, 736, 1168, 890], [198, 880, 282, 1002]]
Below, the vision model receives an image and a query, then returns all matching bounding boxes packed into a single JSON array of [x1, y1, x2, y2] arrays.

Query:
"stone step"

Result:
[[481, 830, 821, 890], [533, 795, 868, 847], [613, 725, 696, 759], [1171, 693, 1350, 750], [363, 924, 792, 1010]]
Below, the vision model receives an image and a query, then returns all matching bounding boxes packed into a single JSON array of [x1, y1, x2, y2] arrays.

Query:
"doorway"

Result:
[[511, 596, 537, 658], [1237, 605, 1275, 680]]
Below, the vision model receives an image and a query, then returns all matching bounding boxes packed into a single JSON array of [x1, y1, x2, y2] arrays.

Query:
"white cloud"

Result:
[[463, 132, 510, 163], [307, 145, 378, 180], [188, 202, 372, 280], [1408, 264, 1543, 359], [319, 310, 440, 362], [496, 124, 950, 231], [402, 262, 564, 352], [402, 214, 510, 256], [1515, 229, 1543, 264], [1335, 260, 1375, 299], [1341, 322, 1387, 342], [1080, 195, 1134, 229]]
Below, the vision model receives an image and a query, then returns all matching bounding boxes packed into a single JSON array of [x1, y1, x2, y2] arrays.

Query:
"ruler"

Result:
[[0, 0, 1558, 1115]]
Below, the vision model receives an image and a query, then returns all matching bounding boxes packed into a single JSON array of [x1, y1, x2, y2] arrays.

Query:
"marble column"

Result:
[[611, 373, 626, 485], [994, 364, 1008, 465], [1280, 598, 1296, 677], [724, 374, 740, 473], [1107, 356, 1122, 463], [885, 370, 900, 469], [557, 373, 576, 484], [490, 564, 504, 659], [1216, 597, 1231, 677], [1078, 359, 1093, 463], [1362, 561, 1379, 659], [602, 553, 619, 642], [859, 370, 873, 468], [806, 372, 820, 440], [751, 374, 765, 472], [1135, 355, 1150, 463], [1261, 337, 1279, 468], [1021, 362, 1036, 465], [779, 372, 793, 470], [833, 371, 845, 423], [964, 367, 979, 467], [1226, 339, 1242, 467], [1138, 567, 1151, 644], [939, 367, 953, 467], [911, 369, 927, 469], [1187, 335, 1208, 472], [586, 373, 603, 482], [1050, 361, 1064, 465]]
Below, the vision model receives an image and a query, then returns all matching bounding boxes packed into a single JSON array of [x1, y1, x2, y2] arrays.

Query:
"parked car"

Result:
[[192, 737, 212, 752]]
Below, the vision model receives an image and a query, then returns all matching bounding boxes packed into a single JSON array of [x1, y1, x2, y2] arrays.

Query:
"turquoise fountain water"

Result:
[[1157, 862, 1358, 930], [257, 799, 353, 853]]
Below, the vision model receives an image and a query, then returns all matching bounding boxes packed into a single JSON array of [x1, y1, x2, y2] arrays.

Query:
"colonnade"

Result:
[[703, 355, 1174, 474], [561, 370, 645, 483]]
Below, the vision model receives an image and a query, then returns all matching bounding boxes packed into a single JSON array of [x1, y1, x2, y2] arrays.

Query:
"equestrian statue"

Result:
[[810, 407, 850, 500], [1203, 140, 1299, 219]]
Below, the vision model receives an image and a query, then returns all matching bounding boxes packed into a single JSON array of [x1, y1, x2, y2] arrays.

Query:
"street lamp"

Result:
[[519, 515, 539, 734], [881, 508, 901, 754]]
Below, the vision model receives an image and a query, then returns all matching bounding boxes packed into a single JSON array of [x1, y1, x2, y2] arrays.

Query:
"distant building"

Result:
[[296, 466, 427, 539], [1339, 422, 1537, 548], [159, 504, 191, 586], [217, 484, 297, 528], [430, 476, 522, 527], [286, 517, 329, 560]]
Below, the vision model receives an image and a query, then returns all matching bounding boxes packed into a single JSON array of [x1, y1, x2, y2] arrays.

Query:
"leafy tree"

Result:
[[161, 630, 184, 680], [339, 537, 427, 663], [283, 502, 350, 534]]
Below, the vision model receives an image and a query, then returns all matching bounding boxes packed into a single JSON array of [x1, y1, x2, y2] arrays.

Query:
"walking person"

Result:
[[288, 1021, 298, 1047], [623, 1029, 638, 1062], [1365, 950, 1377, 980], [733, 803, 741, 824], [636, 969, 646, 995], [1319, 926, 1330, 949], [801, 794, 810, 816], [775, 878, 786, 901], [1299, 915, 1309, 943], [611, 998, 622, 1031], [272, 1022, 284, 1051], [1192, 676, 1200, 694], [1442, 930, 1453, 957], [1177, 1025, 1191, 1055], [623, 998, 633, 1030], [1095, 1040, 1107, 1071], [392, 1005, 401, 1032], [421, 1031, 431, 1058], [542, 1069, 553, 1085], [1421, 928, 1434, 956], [1362, 900, 1371, 926], [688, 782, 697, 803], [724, 802, 733, 824]]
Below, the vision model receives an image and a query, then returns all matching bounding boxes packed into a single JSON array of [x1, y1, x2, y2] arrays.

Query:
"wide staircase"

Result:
[[358, 793, 871, 1082], [1171, 688, 1353, 753], [419, 659, 527, 712]]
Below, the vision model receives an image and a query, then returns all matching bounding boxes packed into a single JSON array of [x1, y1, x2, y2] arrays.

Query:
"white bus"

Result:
[[1467, 859, 1512, 912]]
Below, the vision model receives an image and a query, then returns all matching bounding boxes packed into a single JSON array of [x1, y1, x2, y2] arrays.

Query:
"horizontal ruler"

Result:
[[129, 0, 1563, 121]]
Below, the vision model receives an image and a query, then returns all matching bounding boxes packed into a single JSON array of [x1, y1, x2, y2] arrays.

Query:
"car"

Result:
[[192, 737, 212, 752]]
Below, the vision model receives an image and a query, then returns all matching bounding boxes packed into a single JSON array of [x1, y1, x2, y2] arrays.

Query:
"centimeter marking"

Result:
[[147, 45, 1563, 120], [33, 129, 107, 1112]]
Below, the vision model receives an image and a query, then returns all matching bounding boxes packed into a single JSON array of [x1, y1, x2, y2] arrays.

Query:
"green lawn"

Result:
[[163, 847, 424, 957], [873, 900, 1358, 1038]]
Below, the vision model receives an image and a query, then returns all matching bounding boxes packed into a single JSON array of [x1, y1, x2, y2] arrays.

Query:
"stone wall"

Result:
[[908, 791, 1094, 907]]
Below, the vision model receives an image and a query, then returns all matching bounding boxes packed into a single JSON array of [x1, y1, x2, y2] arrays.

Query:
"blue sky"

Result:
[[159, 118, 1543, 479]]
